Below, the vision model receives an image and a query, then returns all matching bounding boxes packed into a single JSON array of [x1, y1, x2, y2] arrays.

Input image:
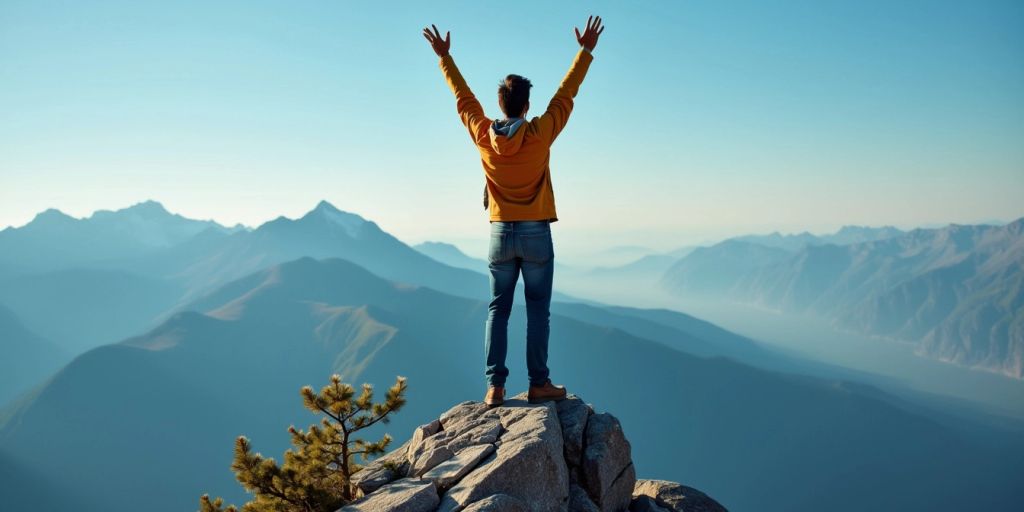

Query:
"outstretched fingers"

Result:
[[422, 24, 451, 57], [579, 15, 604, 37]]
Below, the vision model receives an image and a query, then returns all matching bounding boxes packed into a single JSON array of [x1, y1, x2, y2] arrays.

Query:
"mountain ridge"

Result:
[[663, 218, 1024, 378]]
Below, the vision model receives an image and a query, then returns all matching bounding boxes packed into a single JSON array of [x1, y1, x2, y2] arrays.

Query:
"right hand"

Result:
[[574, 15, 605, 52], [422, 24, 451, 57]]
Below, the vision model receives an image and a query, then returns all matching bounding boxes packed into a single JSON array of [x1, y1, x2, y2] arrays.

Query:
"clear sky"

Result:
[[2, 0, 1022, 259]]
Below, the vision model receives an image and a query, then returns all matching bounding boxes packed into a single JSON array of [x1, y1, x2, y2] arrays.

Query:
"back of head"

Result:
[[498, 74, 532, 118]]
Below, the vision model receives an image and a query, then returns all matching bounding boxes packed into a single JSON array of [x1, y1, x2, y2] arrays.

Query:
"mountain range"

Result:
[[557, 227, 902, 308], [662, 219, 1024, 378], [732, 225, 905, 251], [0, 200, 239, 277], [0, 201, 490, 360]]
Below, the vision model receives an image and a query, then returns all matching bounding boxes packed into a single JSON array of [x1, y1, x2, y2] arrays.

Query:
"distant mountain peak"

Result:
[[122, 200, 170, 216], [301, 200, 369, 236], [314, 200, 341, 213], [308, 200, 362, 221], [31, 208, 75, 224], [89, 200, 178, 222]]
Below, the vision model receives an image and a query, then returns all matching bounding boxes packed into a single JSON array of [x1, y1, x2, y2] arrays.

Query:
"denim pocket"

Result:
[[518, 232, 554, 263], [488, 233, 510, 263]]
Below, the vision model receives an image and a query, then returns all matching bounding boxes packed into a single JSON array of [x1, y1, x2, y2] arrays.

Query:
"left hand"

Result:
[[422, 24, 451, 57], [575, 15, 605, 52]]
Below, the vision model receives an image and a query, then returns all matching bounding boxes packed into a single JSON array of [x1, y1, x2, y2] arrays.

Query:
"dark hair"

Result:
[[498, 74, 532, 118]]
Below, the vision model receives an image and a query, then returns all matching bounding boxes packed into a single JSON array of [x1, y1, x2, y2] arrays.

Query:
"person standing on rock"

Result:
[[423, 16, 604, 407]]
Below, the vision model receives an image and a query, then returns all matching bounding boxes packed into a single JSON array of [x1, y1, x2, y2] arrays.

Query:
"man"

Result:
[[423, 16, 604, 407]]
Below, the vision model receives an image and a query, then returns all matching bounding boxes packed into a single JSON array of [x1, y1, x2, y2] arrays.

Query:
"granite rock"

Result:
[[422, 443, 496, 491], [556, 395, 593, 467], [351, 439, 411, 496], [569, 481, 601, 512], [461, 493, 530, 512], [582, 413, 636, 512], [438, 398, 569, 512], [338, 478, 439, 512], [632, 479, 728, 512], [342, 395, 722, 512]]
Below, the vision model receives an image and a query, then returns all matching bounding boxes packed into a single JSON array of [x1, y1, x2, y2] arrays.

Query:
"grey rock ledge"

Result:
[[336, 394, 727, 512]]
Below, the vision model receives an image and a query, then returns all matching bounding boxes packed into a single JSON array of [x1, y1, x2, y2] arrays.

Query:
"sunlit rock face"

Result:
[[341, 394, 726, 512]]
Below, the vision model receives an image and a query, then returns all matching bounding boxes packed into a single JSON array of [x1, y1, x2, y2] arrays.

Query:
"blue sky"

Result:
[[1, 0, 1022, 257]]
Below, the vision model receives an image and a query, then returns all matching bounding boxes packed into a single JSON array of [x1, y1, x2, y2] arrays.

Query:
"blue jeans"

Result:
[[485, 220, 554, 387]]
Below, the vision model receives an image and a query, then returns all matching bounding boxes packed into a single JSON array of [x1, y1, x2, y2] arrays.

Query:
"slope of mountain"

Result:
[[661, 240, 792, 295], [0, 451, 92, 510], [0, 268, 185, 354], [2, 257, 1022, 512], [0, 304, 67, 406], [414, 241, 487, 273], [697, 220, 1024, 378], [549, 302, 763, 362], [0, 200, 237, 274], [583, 246, 695, 283]]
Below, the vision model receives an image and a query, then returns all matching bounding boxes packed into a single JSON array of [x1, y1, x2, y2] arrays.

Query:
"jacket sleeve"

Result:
[[439, 54, 491, 145], [535, 48, 594, 144]]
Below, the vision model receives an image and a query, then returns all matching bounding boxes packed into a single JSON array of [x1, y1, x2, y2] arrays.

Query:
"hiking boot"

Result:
[[484, 386, 505, 407], [528, 379, 567, 403]]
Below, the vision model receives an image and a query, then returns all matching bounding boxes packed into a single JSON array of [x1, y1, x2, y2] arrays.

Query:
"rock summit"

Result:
[[340, 393, 726, 512]]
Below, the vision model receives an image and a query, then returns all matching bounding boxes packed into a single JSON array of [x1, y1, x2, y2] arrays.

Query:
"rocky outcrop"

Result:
[[339, 394, 726, 512], [631, 480, 727, 512]]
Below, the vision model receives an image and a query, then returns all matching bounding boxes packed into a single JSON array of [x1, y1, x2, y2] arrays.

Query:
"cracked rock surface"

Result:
[[337, 394, 726, 512]]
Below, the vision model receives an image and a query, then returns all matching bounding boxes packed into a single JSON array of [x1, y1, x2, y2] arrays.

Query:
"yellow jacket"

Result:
[[439, 48, 594, 222]]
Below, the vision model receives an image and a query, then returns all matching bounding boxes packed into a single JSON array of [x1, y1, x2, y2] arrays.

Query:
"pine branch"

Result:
[[200, 375, 408, 511]]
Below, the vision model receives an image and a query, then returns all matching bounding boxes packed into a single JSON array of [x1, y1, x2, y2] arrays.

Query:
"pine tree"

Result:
[[199, 374, 408, 512]]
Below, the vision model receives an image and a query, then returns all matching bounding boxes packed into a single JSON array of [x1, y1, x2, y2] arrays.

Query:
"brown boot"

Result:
[[484, 386, 505, 407], [528, 379, 567, 404]]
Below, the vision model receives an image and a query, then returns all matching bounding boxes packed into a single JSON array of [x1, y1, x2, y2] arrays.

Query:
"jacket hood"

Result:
[[488, 117, 527, 155]]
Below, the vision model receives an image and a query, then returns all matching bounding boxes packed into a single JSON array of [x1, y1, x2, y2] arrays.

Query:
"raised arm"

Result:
[[535, 16, 605, 144], [423, 24, 490, 144]]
